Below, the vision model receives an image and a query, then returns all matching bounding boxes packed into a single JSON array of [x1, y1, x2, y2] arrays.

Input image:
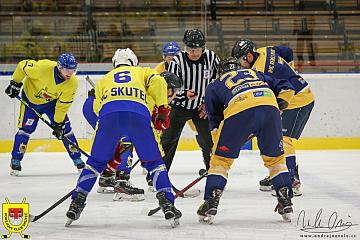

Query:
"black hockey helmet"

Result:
[[160, 71, 182, 90], [231, 39, 256, 59], [218, 57, 241, 75], [183, 29, 206, 48]]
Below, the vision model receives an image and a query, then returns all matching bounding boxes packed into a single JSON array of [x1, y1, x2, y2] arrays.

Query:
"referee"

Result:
[[161, 29, 220, 171]]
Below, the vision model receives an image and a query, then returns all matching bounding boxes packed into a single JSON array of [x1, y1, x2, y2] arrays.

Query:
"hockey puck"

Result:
[[198, 169, 207, 176]]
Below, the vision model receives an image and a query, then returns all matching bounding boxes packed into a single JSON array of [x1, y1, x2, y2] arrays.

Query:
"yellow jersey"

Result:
[[12, 59, 78, 123], [94, 66, 168, 119], [154, 61, 168, 74]]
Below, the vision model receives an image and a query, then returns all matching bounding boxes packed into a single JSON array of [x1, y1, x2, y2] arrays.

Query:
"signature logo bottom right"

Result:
[[297, 208, 358, 234]]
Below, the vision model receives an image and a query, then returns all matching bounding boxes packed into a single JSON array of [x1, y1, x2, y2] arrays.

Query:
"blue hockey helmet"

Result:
[[57, 53, 77, 69], [163, 42, 181, 56]]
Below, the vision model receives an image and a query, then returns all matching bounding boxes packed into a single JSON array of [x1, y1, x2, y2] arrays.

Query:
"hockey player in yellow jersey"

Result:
[[232, 39, 315, 196], [66, 48, 181, 228], [154, 42, 181, 73], [5, 53, 85, 176]]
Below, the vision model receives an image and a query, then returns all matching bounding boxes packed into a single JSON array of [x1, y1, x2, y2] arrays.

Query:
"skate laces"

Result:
[[11, 159, 21, 167], [125, 180, 136, 188], [73, 158, 84, 166], [277, 188, 292, 207]]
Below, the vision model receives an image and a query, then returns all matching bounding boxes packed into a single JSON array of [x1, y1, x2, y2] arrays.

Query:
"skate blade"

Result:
[[113, 193, 145, 202], [97, 187, 115, 194], [65, 218, 74, 227], [292, 188, 302, 197], [183, 189, 201, 198], [259, 186, 272, 191], [168, 218, 180, 228], [282, 213, 292, 222], [10, 169, 20, 176], [198, 215, 214, 224], [148, 186, 156, 192]]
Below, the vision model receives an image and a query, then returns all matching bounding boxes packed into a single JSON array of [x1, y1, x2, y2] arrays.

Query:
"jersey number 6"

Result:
[[114, 71, 131, 83]]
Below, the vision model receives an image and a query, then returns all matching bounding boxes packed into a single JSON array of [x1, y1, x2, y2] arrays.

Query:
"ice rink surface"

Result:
[[1, 150, 359, 240]]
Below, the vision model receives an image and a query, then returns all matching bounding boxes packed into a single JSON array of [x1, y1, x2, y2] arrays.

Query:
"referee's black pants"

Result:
[[160, 106, 213, 172]]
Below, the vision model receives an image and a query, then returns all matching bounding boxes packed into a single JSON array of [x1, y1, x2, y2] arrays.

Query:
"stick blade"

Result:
[[29, 214, 37, 222], [148, 207, 160, 216]]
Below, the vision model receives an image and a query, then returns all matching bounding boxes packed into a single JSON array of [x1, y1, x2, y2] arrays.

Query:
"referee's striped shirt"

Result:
[[168, 49, 220, 110]]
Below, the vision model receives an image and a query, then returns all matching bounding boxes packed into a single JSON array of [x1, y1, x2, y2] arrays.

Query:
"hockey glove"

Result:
[[88, 88, 95, 97], [277, 98, 289, 111], [5, 80, 23, 98], [153, 106, 171, 131], [52, 122, 65, 140]]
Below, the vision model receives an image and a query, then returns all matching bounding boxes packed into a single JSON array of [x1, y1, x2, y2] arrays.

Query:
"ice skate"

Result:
[[271, 167, 302, 197], [156, 191, 182, 228], [292, 165, 302, 196], [274, 186, 293, 222], [72, 158, 85, 173], [113, 180, 145, 201], [197, 189, 223, 224], [10, 159, 21, 176], [97, 174, 116, 193], [65, 192, 86, 227], [259, 176, 273, 191]]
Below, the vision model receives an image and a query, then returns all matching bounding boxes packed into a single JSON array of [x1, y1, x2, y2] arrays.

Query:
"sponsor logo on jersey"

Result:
[[253, 91, 272, 97], [1, 198, 30, 239]]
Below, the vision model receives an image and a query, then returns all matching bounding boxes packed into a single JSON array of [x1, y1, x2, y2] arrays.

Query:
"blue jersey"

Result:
[[271, 45, 294, 63], [205, 69, 294, 130], [253, 47, 314, 109]]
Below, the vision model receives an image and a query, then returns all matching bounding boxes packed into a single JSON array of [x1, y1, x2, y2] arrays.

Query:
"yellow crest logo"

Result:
[[2, 198, 30, 239]]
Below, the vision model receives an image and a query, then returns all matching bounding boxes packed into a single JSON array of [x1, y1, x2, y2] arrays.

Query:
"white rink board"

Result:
[[1, 73, 360, 140]]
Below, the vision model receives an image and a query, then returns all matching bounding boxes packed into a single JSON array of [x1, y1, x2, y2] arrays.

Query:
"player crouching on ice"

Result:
[[82, 70, 181, 201], [197, 58, 296, 224], [5, 53, 85, 176], [66, 48, 182, 228]]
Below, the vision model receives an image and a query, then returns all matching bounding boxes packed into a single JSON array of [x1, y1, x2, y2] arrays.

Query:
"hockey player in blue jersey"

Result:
[[197, 58, 295, 223], [66, 48, 181, 228], [4, 53, 85, 176], [232, 39, 315, 196], [271, 45, 295, 69]]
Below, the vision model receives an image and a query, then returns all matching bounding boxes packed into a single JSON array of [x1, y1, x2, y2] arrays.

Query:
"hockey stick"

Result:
[[29, 142, 134, 222], [131, 159, 140, 168], [15, 96, 90, 158], [29, 189, 74, 222], [148, 169, 208, 216], [85, 75, 96, 88]]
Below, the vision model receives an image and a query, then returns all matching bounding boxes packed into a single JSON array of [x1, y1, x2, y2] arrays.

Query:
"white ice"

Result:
[[1, 150, 360, 240]]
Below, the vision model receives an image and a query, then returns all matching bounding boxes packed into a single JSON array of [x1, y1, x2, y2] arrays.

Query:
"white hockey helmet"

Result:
[[112, 48, 138, 67]]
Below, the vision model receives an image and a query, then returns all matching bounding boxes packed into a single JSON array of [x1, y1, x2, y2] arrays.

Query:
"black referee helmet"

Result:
[[183, 29, 206, 48]]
